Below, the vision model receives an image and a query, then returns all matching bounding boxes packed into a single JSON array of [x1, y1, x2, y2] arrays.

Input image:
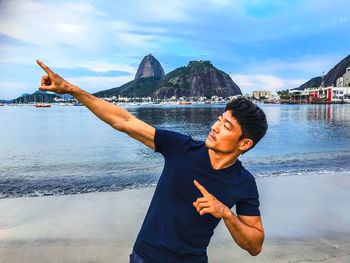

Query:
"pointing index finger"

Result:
[[36, 59, 53, 75], [194, 180, 210, 196]]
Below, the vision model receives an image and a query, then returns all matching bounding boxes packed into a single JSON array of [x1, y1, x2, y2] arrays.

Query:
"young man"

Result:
[[37, 60, 268, 263]]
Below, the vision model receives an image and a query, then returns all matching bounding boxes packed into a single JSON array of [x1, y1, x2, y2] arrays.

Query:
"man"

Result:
[[37, 60, 267, 263]]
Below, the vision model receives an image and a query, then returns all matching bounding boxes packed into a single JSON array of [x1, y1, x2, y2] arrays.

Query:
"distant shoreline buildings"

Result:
[[251, 91, 272, 100], [289, 66, 350, 104]]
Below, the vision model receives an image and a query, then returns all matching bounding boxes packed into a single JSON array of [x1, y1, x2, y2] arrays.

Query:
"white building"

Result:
[[336, 66, 350, 87], [252, 91, 272, 99], [289, 86, 350, 103], [330, 87, 350, 102]]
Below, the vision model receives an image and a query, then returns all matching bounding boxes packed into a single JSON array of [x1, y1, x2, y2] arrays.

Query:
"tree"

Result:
[[277, 89, 290, 99]]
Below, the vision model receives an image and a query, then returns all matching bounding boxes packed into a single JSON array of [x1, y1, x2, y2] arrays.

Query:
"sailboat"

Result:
[[35, 93, 51, 108]]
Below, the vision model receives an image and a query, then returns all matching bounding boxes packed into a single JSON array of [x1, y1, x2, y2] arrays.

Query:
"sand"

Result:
[[1, 172, 350, 262]]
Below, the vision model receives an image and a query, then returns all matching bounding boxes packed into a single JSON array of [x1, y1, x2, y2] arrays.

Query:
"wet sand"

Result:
[[1, 172, 350, 262]]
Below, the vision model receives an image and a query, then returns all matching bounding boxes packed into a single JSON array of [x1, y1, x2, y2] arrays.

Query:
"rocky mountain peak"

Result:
[[134, 54, 165, 80], [153, 60, 242, 99], [188, 60, 212, 67]]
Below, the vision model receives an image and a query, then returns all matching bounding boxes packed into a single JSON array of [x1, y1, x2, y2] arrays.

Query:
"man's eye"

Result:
[[224, 123, 231, 130]]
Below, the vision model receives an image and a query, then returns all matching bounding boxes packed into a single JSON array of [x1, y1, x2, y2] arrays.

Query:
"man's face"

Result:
[[205, 110, 246, 154]]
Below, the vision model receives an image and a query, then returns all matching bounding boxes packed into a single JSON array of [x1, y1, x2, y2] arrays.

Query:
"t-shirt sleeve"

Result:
[[235, 179, 261, 216], [154, 129, 193, 156]]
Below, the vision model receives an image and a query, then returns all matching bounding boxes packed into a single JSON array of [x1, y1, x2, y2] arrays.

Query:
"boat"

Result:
[[0, 103, 4, 106], [178, 101, 192, 105], [35, 103, 51, 108]]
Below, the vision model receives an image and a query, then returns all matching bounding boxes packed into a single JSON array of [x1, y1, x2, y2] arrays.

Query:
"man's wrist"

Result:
[[223, 207, 234, 220], [67, 84, 80, 95]]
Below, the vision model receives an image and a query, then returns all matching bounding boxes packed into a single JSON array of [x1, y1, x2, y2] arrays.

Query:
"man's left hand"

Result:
[[193, 180, 231, 219]]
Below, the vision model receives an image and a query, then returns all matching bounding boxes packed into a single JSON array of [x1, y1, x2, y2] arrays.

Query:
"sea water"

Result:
[[0, 104, 349, 198]]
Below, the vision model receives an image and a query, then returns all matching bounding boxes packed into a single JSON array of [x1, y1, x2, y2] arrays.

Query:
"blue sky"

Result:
[[0, 0, 349, 99]]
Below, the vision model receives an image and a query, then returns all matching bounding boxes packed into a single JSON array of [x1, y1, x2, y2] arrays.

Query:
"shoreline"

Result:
[[2, 169, 350, 201], [1, 172, 350, 262]]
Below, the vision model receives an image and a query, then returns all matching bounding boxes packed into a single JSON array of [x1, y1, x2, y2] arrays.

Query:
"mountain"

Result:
[[94, 59, 242, 99], [134, 54, 165, 80], [324, 55, 350, 86], [93, 77, 161, 98], [293, 77, 322, 90], [13, 90, 60, 103], [153, 60, 241, 99], [93, 54, 164, 98], [293, 54, 350, 90]]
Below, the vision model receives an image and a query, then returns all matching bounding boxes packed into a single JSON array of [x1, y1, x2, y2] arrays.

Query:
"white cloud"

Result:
[[61, 1, 107, 16], [0, 81, 35, 100], [0, 0, 173, 77], [0, 1, 88, 47], [204, 0, 232, 7], [228, 55, 344, 95], [0, 43, 137, 75], [118, 33, 160, 48], [130, 0, 192, 21], [245, 55, 345, 77], [231, 74, 306, 95], [66, 75, 134, 94], [47, 59, 137, 75], [0, 0, 170, 53], [58, 24, 86, 35], [79, 61, 136, 74]]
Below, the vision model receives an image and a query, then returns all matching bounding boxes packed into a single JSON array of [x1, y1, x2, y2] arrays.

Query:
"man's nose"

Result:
[[211, 121, 219, 133]]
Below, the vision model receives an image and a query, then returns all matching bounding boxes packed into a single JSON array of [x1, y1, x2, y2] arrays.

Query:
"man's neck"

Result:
[[208, 148, 240, 170]]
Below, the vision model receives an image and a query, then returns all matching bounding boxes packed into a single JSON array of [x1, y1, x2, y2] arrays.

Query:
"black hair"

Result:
[[225, 97, 268, 153]]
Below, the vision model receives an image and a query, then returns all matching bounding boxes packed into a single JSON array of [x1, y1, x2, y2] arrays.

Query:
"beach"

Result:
[[1, 172, 350, 263], [1, 0, 350, 260]]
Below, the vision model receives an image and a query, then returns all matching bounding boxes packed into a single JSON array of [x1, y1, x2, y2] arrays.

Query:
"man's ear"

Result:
[[239, 138, 253, 152]]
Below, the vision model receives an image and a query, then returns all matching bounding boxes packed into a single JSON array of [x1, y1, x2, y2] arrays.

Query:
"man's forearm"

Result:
[[223, 210, 264, 256], [69, 85, 133, 131]]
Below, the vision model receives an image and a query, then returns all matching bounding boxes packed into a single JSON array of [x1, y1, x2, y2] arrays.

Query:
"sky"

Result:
[[0, 0, 349, 100]]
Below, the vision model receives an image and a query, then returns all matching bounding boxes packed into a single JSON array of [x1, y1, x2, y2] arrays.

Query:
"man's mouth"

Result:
[[208, 133, 216, 141]]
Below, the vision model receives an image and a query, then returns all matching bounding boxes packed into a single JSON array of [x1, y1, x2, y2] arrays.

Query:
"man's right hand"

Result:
[[37, 59, 77, 94]]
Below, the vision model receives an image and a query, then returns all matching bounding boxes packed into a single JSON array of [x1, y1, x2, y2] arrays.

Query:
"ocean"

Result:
[[1, 103, 350, 198]]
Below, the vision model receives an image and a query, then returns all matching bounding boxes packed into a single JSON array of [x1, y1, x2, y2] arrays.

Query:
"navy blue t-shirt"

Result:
[[133, 129, 260, 263]]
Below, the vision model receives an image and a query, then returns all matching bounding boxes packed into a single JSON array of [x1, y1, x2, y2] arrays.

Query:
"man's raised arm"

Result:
[[36, 60, 155, 150]]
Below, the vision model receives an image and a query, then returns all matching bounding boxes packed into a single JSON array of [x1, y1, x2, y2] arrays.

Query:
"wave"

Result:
[[241, 150, 350, 165], [1, 151, 350, 199]]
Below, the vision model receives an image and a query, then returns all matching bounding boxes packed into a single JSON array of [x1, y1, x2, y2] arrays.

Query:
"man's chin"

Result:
[[205, 138, 214, 149]]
